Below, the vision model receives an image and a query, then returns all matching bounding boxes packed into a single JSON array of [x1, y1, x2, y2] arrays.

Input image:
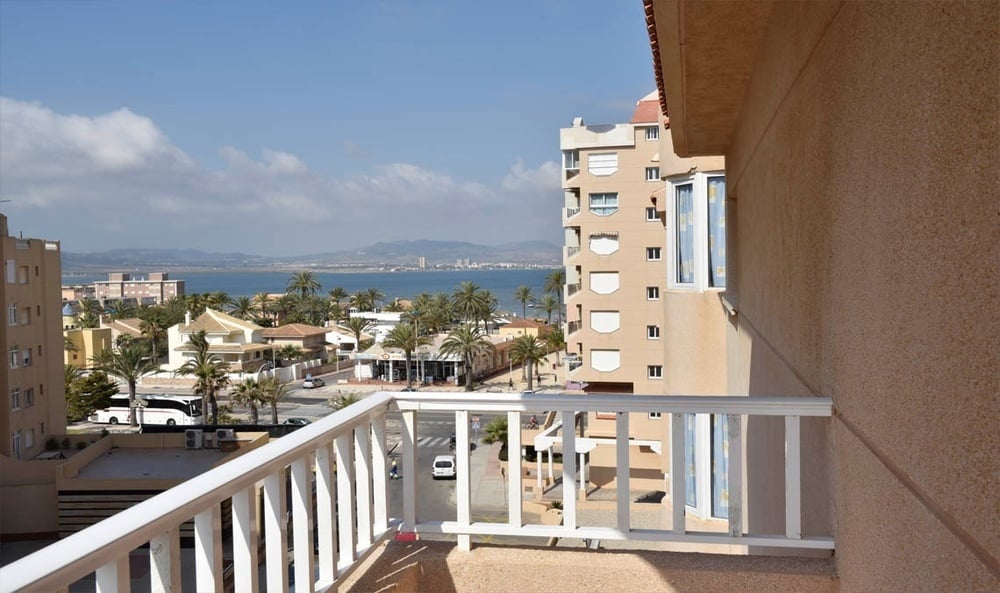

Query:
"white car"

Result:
[[302, 377, 325, 389], [432, 455, 456, 479]]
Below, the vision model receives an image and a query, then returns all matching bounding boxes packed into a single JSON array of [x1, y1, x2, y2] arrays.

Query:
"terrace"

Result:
[[1, 390, 835, 592]]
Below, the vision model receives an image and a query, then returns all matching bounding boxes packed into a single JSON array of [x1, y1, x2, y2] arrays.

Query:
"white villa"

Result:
[[165, 309, 270, 372]]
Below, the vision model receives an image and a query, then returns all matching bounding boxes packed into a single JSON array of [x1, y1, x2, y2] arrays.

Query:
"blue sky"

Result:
[[0, 1, 656, 256]]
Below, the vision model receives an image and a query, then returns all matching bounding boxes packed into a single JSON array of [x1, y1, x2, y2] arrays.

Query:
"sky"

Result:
[[0, 1, 656, 257]]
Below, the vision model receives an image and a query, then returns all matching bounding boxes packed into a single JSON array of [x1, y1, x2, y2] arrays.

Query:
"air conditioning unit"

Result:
[[184, 429, 203, 449], [216, 428, 235, 441], [201, 433, 215, 449]]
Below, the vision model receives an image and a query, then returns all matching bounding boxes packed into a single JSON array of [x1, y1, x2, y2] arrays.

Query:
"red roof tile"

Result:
[[630, 99, 660, 124]]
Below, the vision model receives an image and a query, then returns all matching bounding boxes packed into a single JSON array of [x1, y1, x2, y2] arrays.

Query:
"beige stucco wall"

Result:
[[705, 2, 997, 589]]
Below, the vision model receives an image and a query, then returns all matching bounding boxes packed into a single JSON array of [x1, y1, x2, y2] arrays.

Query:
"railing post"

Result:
[[727, 414, 743, 538], [95, 556, 129, 593], [616, 411, 630, 533], [315, 442, 338, 583], [507, 411, 523, 527], [536, 454, 543, 490], [561, 410, 577, 530], [232, 486, 260, 593], [785, 415, 801, 539], [455, 409, 472, 551], [194, 505, 224, 593], [263, 470, 289, 593], [335, 432, 357, 568], [355, 423, 374, 548], [150, 528, 181, 593], [291, 457, 316, 593], [401, 410, 418, 530], [671, 413, 685, 534], [371, 413, 389, 535]]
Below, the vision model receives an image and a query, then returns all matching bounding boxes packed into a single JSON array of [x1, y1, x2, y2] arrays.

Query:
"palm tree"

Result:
[[206, 292, 232, 310], [327, 301, 345, 327], [139, 318, 166, 365], [479, 291, 498, 335], [259, 376, 290, 424], [231, 378, 265, 424], [537, 294, 559, 324], [329, 392, 363, 411], [175, 331, 230, 424], [438, 324, 496, 391], [287, 271, 321, 299], [452, 281, 486, 324], [91, 343, 158, 427], [344, 317, 373, 351], [510, 334, 547, 392], [275, 293, 299, 323], [365, 288, 385, 312], [76, 297, 103, 328], [328, 287, 349, 305], [349, 291, 372, 312], [482, 416, 508, 444], [382, 322, 431, 389], [64, 335, 79, 353], [230, 296, 255, 320], [276, 344, 304, 363], [64, 364, 84, 389], [254, 292, 273, 322], [514, 285, 535, 318], [107, 300, 135, 320], [544, 268, 566, 325], [544, 328, 566, 365]]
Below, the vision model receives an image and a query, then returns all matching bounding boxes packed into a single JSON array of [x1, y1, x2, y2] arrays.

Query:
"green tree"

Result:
[[139, 318, 166, 365], [544, 328, 566, 365], [276, 344, 304, 362], [382, 322, 431, 389], [328, 287, 349, 305], [91, 343, 158, 427], [514, 285, 535, 318], [230, 378, 265, 424], [106, 300, 135, 320], [230, 296, 256, 320], [482, 416, 508, 444], [206, 292, 232, 310], [537, 294, 559, 324], [510, 334, 547, 392], [66, 370, 120, 422], [365, 288, 385, 311], [452, 281, 486, 324], [544, 268, 566, 325], [254, 292, 273, 323], [329, 392, 363, 411], [175, 331, 230, 424], [259, 376, 290, 424], [438, 324, 496, 391], [76, 297, 103, 329], [287, 271, 322, 299], [344, 317, 373, 351]]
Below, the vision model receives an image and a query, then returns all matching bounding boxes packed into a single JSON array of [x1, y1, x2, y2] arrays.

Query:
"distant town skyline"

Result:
[[0, 1, 656, 256]]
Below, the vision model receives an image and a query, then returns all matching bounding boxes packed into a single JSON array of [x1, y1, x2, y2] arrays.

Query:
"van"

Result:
[[432, 455, 456, 479]]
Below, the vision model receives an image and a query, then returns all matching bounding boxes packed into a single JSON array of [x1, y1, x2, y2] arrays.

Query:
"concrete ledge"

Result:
[[341, 540, 837, 593]]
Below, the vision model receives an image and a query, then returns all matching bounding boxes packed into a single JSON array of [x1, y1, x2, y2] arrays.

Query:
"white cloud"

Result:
[[0, 97, 563, 255]]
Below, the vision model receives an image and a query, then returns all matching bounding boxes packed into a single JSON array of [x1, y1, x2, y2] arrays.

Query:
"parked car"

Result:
[[302, 377, 325, 389], [283, 417, 312, 425], [432, 455, 457, 479]]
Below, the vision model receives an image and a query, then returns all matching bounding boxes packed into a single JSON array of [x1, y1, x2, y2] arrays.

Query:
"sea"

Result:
[[62, 268, 557, 314]]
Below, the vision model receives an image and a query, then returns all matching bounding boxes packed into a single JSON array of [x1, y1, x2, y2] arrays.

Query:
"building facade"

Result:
[[0, 215, 66, 460], [166, 309, 270, 372], [93, 272, 184, 306], [561, 93, 727, 490], [648, 0, 998, 589]]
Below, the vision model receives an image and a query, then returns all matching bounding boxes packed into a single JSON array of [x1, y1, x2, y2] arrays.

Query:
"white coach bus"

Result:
[[91, 394, 204, 426]]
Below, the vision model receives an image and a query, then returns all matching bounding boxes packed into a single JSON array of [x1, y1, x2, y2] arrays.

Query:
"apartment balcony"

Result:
[[567, 320, 582, 334], [565, 245, 581, 260], [0, 392, 835, 593], [566, 282, 582, 298], [563, 207, 580, 223]]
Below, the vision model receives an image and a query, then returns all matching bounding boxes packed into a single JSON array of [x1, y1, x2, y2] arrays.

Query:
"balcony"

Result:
[[565, 246, 580, 260], [563, 207, 580, 222], [567, 320, 582, 334], [0, 392, 834, 592], [566, 283, 582, 297]]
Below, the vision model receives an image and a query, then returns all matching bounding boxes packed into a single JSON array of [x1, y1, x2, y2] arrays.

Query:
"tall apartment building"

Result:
[[0, 215, 66, 459], [560, 92, 726, 492], [93, 271, 184, 305]]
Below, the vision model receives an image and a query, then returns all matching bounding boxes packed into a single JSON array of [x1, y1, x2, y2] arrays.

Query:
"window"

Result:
[[563, 150, 579, 170], [590, 311, 621, 333], [645, 126, 659, 140], [18, 266, 28, 284], [12, 432, 21, 460], [24, 428, 34, 450], [24, 388, 33, 407], [588, 153, 618, 176], [5, 260, 14, 283], [647, 325, 660, 339], [591, 349, 621, 372], [646, 286, 660, 300], [20, 307, 30, 325], [589, 232, 619, 255], [590, 272, 620, 294], [648, 365, 663, 379], [646, 247, 661, 261], [646, 167, 660, 181], [7, 304, 16, 326], [9, 346, 18, 369], [22, 349, 31, 367], [669, 173, 727, 289], [648, 412, 662, 419], [589, 193, 619, 216], [645, 207, 658, 222], [10, 388, 20, 410]]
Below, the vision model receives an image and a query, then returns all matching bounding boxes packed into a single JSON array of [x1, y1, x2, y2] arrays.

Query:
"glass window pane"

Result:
[[712, 414, 729, 518], [685, 413, 697, 507], [675, 183, 695, 284], [707, 177, 727, 287]]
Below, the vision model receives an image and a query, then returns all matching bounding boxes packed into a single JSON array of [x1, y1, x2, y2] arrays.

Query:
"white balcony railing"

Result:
[[0, 392, 834, 593], [564, 207, 580, 220], [566, 246, 581, 259]]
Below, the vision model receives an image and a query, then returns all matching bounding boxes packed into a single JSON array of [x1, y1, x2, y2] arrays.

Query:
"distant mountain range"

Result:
[[61, 240, 562, 272]]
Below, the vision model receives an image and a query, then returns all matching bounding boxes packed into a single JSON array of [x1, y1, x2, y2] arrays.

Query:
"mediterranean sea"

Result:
[[63, 268, 557, 314]]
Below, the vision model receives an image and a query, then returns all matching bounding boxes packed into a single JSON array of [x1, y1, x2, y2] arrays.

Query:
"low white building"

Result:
[[347, 311, 403, 344], [166, 309, 270, 372]]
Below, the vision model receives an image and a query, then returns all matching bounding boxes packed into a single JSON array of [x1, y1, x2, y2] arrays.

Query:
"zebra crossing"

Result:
[[416, 435, 453, 449]]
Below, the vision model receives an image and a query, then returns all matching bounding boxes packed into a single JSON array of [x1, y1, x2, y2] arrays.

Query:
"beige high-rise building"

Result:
[[561, 93, 725, 490], [93, 271, 184, 305], [0, 215, 66, 460]]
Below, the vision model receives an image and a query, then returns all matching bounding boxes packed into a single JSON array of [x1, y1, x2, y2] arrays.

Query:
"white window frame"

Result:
[[645, 167, 660, 181], [25, 387, 33, 407], [645, 126, 659, 141], [563, 149, 579, 171], [648, 412, 662, 419], [646, 247, 661, 261], [588, 193, 619, 217], [10, 387, 20, 410], [647, 365, 663, 379], [645, 207, 658, 222], [647, 325, 660, 340], [666, 171, 727, 291], [646, 286, 660, 301], [7, 304, 16, 327], [9, 346, 18, 369]]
